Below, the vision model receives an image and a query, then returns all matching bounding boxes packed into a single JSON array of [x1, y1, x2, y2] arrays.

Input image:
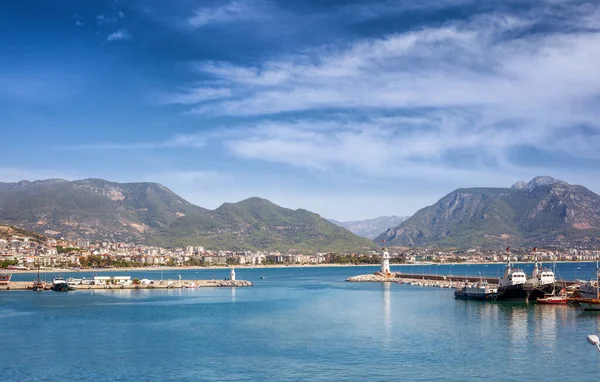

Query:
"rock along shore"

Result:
[[346, 273, 401, 282]]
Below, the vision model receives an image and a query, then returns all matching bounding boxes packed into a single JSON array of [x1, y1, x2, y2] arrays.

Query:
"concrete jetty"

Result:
[[0, 279, 253, 291], [347, 272, 577, 287]]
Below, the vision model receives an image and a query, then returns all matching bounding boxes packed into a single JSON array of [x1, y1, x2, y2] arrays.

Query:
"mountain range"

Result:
[[0, 179, 374, 252], [376, 176, 600, 249], [329, 216, 408, 239]]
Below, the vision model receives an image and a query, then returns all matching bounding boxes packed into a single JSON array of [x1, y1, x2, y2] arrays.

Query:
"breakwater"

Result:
[[1, 279, 253, 291], [347, 272, 577, 286]]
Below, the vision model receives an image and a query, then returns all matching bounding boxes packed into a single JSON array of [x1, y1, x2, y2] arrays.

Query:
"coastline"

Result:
[[3, 260, 594, 274]]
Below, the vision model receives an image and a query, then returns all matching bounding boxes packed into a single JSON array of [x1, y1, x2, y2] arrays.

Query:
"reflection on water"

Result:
[[506, 305, 529, 359], [382, 283, 391, 345], [231, 287, 236, 302], [535, 305, 559, 351]]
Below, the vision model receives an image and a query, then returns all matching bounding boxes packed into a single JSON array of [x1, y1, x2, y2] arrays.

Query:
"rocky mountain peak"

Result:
[[511, 176, 569, 192]]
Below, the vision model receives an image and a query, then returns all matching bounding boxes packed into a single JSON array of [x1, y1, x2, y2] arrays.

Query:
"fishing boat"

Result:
[[537, 289, 569, 305], [0, 272, 12, 285], [51, 276, 69, 292], [496, 247, 556, 302], [31, 263, 47, 291], [569, 254, 600, 311], [454, 279, 498, 300]]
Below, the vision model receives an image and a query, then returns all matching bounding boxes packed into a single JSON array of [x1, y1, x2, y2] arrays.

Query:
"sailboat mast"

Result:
[[596, 250, 600, 300]]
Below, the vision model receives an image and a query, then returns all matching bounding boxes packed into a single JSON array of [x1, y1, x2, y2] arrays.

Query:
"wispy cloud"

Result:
[[96, 14, 117, 25], [106, 29, 133, 42], [68, 134, 206, 151], [157, 2, 600, 182], [186, 0, 268, 28]]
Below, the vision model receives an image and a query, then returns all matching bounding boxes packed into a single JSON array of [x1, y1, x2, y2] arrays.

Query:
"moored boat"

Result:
[[496, 247, 556, 302], [569, 255, 600, 310], [51, 276, 69, 292], [0, 272, 12, 285], [537, 295, 569, 305], [454, 280, 498, 300]]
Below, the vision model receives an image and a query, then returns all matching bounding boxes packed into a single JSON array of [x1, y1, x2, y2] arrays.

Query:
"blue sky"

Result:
[[2, 0, 600, 220]]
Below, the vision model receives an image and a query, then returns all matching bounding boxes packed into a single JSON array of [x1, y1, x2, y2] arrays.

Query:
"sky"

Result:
[[1, 0, 600, 221]]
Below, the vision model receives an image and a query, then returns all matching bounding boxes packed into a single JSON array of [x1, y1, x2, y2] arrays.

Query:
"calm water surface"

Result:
[[2, 265, 600, 381]]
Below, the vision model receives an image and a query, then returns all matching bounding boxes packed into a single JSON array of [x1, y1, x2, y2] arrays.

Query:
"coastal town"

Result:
[[2, 232, 599, 271]]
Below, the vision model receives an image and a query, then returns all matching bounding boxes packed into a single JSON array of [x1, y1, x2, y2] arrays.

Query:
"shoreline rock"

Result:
[[346, 273, 401, 282]]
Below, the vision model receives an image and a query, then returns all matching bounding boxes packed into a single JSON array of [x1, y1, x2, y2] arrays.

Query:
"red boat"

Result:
[[537, 295, 569, 304], [537, 288, 569, 305], [0, 272, 12, 285]]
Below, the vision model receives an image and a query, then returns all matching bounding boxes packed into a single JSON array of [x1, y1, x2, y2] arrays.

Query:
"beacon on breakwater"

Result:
[[381, 247, 391, 275]]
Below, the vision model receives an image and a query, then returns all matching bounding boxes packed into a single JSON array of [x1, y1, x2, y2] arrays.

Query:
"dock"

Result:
[[346, 272, 576, 286], [0, 279, 253, 291]]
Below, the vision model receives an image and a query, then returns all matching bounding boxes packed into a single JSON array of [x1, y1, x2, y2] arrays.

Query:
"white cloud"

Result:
[[96, 14, 117, 25], [118, 11, 125, 18], [106, 29, 133, 42], [71, 134, 206, 150], [186, 0, 268, 28], [167, 3, 600, 182]]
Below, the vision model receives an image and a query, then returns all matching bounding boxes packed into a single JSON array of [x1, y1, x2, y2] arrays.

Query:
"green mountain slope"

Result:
[[375, 176, 600, 249], [0, 179, 374, 252], [150, 197, 376, 252]]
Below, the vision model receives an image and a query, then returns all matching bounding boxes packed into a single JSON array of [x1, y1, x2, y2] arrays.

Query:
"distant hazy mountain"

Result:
[[375, 176, 600, 249], [0, 179, 375, 252], [329, 216, 409, 239]]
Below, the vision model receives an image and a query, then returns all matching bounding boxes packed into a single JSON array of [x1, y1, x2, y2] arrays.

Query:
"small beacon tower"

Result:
[[230, 268, 236, 281], [381, 241, 391, 275]]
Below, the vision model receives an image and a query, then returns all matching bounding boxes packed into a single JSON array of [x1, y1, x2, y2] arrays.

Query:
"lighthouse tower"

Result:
[[381, 249, 391, 275], [230, 268, 236, 281]]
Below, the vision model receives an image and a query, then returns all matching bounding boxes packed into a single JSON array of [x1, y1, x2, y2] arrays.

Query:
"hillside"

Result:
[[329, 216, 408, 239], [0, 179, 374, 252], [151, 197, 375, 252], [375, 176, 600, 249], [0, 224, 48, 243]]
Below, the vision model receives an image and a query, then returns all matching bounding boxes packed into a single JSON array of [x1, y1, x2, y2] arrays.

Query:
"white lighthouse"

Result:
[[381, 250, 391, 275], [230, 268, 236, 281]]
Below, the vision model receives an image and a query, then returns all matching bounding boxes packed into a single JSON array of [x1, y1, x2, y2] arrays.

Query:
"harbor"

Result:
[[347, 248, 599, 307], [0, 268, 253, 291]]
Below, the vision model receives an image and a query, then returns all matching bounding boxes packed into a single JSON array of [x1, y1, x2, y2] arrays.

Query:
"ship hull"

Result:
[[454, 291, 498, 300], [51, 283, 69, 292], [570, 298, 600, 311], [496, 283, 555, 302]]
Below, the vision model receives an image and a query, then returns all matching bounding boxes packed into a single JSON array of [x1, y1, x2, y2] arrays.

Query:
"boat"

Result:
[[31, 263, 47, 291], [454, 279, 498, 300], [537, 289, 569, 305], [495, 248, 556, 302], [575, 280, 599, 299], [67, 278, 81, 290], [570, 255, 600, 311], [51, 276, 69, 292], [0, 272, 12, 286]]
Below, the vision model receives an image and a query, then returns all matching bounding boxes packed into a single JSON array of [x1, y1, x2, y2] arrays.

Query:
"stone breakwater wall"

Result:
[[217, 280, 253, 287], [1, 279, 253, 291], [346, 273, 401, 282]]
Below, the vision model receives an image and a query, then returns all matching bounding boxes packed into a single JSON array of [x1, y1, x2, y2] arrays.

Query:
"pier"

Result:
[[0, 279, 253, 291], [346, 272, 576, 286]]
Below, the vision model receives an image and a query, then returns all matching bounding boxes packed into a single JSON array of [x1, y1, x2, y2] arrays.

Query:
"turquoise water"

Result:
[[2, 265, 600, 381]]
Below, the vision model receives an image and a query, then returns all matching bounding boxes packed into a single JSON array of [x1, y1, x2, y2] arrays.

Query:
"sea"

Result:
[[2, 262, 600, 381]]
